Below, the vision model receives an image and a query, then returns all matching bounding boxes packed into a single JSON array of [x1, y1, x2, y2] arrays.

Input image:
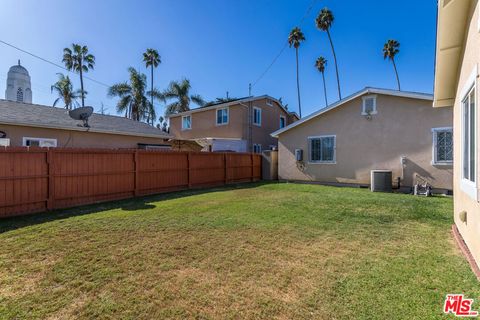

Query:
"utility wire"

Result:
[[0, 39, 164, 112], [251, 0, 320, 88], [0, 39, 111, 88]]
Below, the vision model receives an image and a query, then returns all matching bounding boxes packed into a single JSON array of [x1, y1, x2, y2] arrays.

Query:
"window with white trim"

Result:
[[22, 137, 57, 148], [432, 127, 453, 165], [362, 95, 377, 115], [253, 144, 262, 153], [253, 107, 262, 126], [309, 136, 336, 163], [266, 99, 273, 106], [216, 108, 229, 125], [182, 115, 191, 130], [280, 115, 286, 129], [463, 86, 476, 183]]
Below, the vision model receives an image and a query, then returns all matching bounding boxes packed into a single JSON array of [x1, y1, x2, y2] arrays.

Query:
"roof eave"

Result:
[[433, 0, 473, 107]]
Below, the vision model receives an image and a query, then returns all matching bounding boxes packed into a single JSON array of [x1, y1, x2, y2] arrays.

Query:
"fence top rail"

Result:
[[0, 146, 262, 156]]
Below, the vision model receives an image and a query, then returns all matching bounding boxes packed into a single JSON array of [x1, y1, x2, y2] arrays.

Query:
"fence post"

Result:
[[251, 153, 254, 182], [46, 148, 55, 210], [187, 153, 192, 188], [134, 150, 139, 196], [224, 153, 228, 185]]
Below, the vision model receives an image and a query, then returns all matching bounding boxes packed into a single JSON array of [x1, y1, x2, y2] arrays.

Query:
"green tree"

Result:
[[108, 67, 153, 121], [288, 27, 306, 118], [62, 44, 95, 107], [51, 73, 81, 110], [316, 8, 341, 100], [383, 39, 401, 91], [315, 57, 328, 107], [153, 79, 205, 115], [143, 48, 161, 124]]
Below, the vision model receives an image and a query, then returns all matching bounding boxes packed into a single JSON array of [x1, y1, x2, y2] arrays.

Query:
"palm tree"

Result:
[[152, 79, 205, 115], [383, 39, 401, 91], [315, 57, 328, 107], [288, 27, 306, 118], [316, 8, 341, 100], [62, 44, 95, 107], [51, 73, 81, 109], [108, 67, 153, 121], [143, 48, 161, 124]]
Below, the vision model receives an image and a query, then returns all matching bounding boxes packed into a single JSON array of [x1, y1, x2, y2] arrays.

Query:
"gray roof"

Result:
[[0, 99, 171, 139]]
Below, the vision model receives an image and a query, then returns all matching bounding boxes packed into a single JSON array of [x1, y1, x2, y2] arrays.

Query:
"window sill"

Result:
[[308, 161, 337, 165], [431, 161, 453, 166], [461, 179, 478, 202], [181, 128, 191, 131], [216, 122, 228, 126], [361, 111, 377, 116]]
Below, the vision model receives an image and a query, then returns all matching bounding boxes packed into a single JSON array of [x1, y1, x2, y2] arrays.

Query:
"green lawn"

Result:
[[0, 183, 478, 319]]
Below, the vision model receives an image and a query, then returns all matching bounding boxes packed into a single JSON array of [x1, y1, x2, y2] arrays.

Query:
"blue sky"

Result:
[[0, 0, 437, 118]]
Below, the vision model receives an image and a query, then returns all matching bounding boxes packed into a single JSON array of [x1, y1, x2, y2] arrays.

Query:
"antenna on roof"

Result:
[[18, 59, 21, 66], [69, 106, 93, 128]]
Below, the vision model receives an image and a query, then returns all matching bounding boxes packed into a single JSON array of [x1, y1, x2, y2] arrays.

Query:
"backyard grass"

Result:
[[0, 182, 478, 319]]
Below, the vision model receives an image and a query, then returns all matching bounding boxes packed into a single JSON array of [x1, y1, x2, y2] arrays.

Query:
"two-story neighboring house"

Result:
[[169, 95, 299, 153]]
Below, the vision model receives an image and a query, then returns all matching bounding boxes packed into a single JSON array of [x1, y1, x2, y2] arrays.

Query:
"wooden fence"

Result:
[[0, 147, 262, 218]]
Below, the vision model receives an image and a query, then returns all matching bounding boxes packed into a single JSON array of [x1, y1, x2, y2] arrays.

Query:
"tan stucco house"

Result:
[[169, 95, 298, 153], [0, 99, 173, 149], [271, 87, 453, 192], [434, 0, 480, 271]]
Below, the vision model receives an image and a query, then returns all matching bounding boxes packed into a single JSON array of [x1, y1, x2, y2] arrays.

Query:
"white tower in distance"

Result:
[[5, 60, 32, 104]]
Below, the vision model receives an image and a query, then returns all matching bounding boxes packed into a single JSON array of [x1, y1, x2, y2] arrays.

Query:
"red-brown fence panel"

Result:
[[0, 147, 262, 218]]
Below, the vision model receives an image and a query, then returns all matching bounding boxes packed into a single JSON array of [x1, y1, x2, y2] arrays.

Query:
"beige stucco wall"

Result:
[[450, 1, 480, 265], [278, 94, 453, 190], [0, 124, 170, 149], [169, 98, 295, 152]]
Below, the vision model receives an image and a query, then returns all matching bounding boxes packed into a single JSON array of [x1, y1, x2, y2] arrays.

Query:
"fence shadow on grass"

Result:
[[0, 182, 272, 234]]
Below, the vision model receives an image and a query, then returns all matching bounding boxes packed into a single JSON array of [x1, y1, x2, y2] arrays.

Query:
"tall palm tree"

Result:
[[288, 27, 306, 118], [315, 57, 328, 108], [51, 73, 81, 110], [143, 48, 161, 124], [108, 67, 153, 121], [62, 44, 95, 107], [152, 79, 205, 115], [316, 8, 341, 100], [383, 39, 401, 91]]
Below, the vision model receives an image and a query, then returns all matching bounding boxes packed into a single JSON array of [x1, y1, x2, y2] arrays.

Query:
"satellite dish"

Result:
[[69, 106, 94, 128]]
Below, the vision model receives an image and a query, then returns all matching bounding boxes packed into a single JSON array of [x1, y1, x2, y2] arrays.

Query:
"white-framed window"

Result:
[[460, 65, 478, 201], [280, 115, 286, 129], [432, 127, 453, 165], [253, 144, 262, 153], [253, 107, 262, 126], [22, 137, 57, 148], [266, 99, 273, 106], [181, 115, 191, 130], [308, 135, 336, 163], [362, 95, 377, 115], [216, 107, 229, 125], [463, 86, 476, 183]]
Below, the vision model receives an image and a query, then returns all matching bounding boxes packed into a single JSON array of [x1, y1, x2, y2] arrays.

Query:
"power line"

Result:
[[0, 39, 111, 88], [0, 39, 165, 113], [251, 0, 320, 89]]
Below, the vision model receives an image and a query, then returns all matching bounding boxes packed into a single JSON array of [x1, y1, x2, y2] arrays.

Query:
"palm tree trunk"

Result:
[[295, 48, 302, 118], [322, 71, 328, 108], [151, 65, 154, 125], [79, 67, 85, 107], [327, 30, 341, 100], [392, 58, 401, 91]]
